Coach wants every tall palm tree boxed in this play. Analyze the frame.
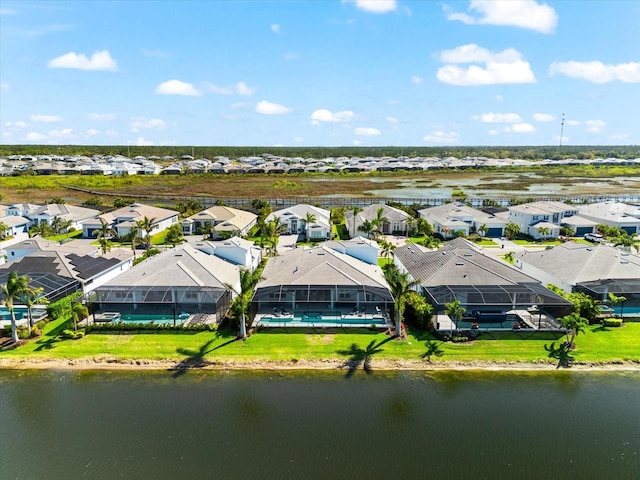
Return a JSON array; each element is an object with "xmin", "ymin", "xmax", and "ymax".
[
  {"xmin": 20, "ymin": 285, "xmax": 47, "ymax": 330},
  {"xmin": 384, "ymin": 264, "xmax": 419, "ymax": 338},
  {"xmin": 1, "ymin": 271, "xmax": 30, "ymax": 343},
  {"xmin": 444, "ymin": 299, "xmax": 466, "ymax": 336},
  {"xmin": 95, "ymin": 218, "xmax": 116, "ymax": 241},
  {"xmin": 505, "ymin": 222, "xmax": 520, "ymax": 240},
  {"xmin": 378, "ymin": 238, "xmax": 396, "ymax": 262},
  {"xmin": 129, "ymin": 224, "xmax": 140, "ymax": 258},
  {"xmin": 304, "ymin": 211, "xmax": 317, "ymax": 242},
  {"xmin": 98, "ymin": 236, "xmax": 112, "ymax": 255},
  {"xmin": 230, "ymin": 268, "xmax": 265, "ymax": 339},
  {"xmin": 136, "ymin": 216, "xmax": 156, "ymax": 250},
  {"xmin": 478, "ymin": 224, "xmax": 489, "ymax": 237},
  {"xmin": 417, "ymin": 217, "xmax": 434, "ymax": 237},
  {"xmin": 351, "ymin": 206, "xmax": 362, "ymax": 239}
]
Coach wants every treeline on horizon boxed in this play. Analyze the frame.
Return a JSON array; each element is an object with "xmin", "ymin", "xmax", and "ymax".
[{"xmin": 1, "ymin": 144, "xmax": 639, "ymax": 160}]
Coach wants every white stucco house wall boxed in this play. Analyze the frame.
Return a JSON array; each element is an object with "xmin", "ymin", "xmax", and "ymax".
[{"xmin": 266, "ymin": 204, "xmax": 331, "ymax": 240}]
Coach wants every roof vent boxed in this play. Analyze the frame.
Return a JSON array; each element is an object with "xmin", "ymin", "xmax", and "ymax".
[{"xmin": 455, "ymin": 262, "xmax": 464, "ymax": 266}]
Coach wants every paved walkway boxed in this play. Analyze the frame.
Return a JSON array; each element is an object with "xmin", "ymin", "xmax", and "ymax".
[{"xmin": 276, "ymin": 234, "xmax": 300, "ymax": 254}]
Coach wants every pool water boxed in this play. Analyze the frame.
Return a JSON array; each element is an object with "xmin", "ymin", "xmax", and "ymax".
[
  {"xmin": 0, "ymin": 306, "xmax": 47, "ymax": 321},
  {"xmin": 117, "ymin": 313, "xmax": 189, "ymax": 325},
  {"xmin": 258, "ymin": 312, "xmax": 387, "ymax": 327}
]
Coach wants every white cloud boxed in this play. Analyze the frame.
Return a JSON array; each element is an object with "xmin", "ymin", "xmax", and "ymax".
[
  {"xmin": 423, "ymin": 130, "xmax": 460, "ymax": 143},
  {"xmin": 585, "ymin": 119, "xmax": 606, "ymax": 133},
  {"xmin": 5, "ymin": 121, "xmax": 28, "ymax": 128},
  {"xmin": 135, "ymin": 137, "xmax": 154, "ymax": 146},
  {"xmin": 270, "ymin": 24, "xmax": 280, "ymax": 33},
  {"xmin": 26, "ymin": 132, "xmax": 47, "ymax": 141},
  {"xmin": 437, "ymin": 60, "xmax": 535, "ymax": 86},
  {"xmin": 294, "ymin": 136, "xmax": 304, "ymax": 143},
  {"xmin": 48, "ymin": 128, "xmax": 73, "ymax": 138},
  {"xmin": 387, "ymin": 116, "xmax": 399, "ymax": 124},
  {"xmin": 488, "ymin": 129, "xmax": 499, "ymax": 136},
  {"xmin": 105, "ymin": 129, "xmax": 118, "ymax": 137},
  {"xmin": 533, "ymin": 113, "xmax": 555, "ymax": 122},
  {"xmin": 86, "ymin": 129, "xmax": 100, "ymax": 136},
  {"xmin": 88, "ymin": 112, "xmax": 116, "ymax": 121},
  {"xmin": 30, "ymin": 114, "xmax": 62, "ymax": 123},
  {"xmin": 505, "ymin": 123, "xmax": 535, "ymax": 133},
  {"xmin": 231, "ymin": 102, "xmax": 251, "ymax": 110},
  {"xmin": 206, "ymin": 81, "xmax": 256, "ymax": 96},
  {"xmin": 349, "ymin": 0, "xmax": 397, "ymax": 14},
  {"xmin": 155, "ymin": 79, "xmax": 201, "ymax": 96},
  {"xmin": 440, "ymin": 44, "xmax": 522, "ymax": 64},
  {"xmin": 310, "ymin": 109, "xmax": 354, "ymax": 124},
  {"xmin": 236, "ymin": 82, "xmax": 256, "ymax": 96},
  {"xmin": 411, "ymin": 75, "xmax": 423, "ymax": 84},
  {"xmin": 549, "ymin": 61, "xmax": 640, "ymax": 83},
  {"xmin": 566, "ymin": 120, "xmax": 580, "ymax": 127},
  {"xmin": 610, "ymin": 133, "xmax": 628, "ymax": 141},
  {"xmin": 130, "ymin": 117, "xmax": 166, "ymax": 132},
  {"xmin": 437, "ymin": 45, "xmax": 535, "ymax": 86},
  {"xmin": 475, "ymin": 112, "xmax": 522, "ymax": 123},
  {"xmin": 47, "ymin": 49, "xmax": 118, "ymax": 71},
  {"xmin": 352, "ymin": 139, "xmax": 362, "ymax": 146},
  {"xmin": 354, "ymin": 127, "xmax": 381, "ymax": 136},
  {"xmin": 446, "ymin": 0, "xmax": 558, "ymax": 34},
  {"xmin": 255, "ymin": 100, "xmax": 292, "ymax": 115}
]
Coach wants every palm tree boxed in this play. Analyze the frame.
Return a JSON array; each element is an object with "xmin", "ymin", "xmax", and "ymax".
[
  {"xmin": 136, "ymin": 216, "xmax": 156, "ymax": 250},
  {"xmin": 20, "ymin": 285, "xmax": 47, "ymax": 330},
  {"xmin": 357, "ymin": 219, "xmax": 376, "ymax": 239},
  {"xmin": 99, "ymin": 236, "xmax": 112, "ymax": 255},
  {"xmin": 95, "ymin": 218, "xmax": 116, "ymax": 241},
  {"xmin": 537, "ymin": 225, "xmax": 551, "ymax": 240},
  {"xmin": 417, "ymin": 217, "xmax": 434, "ymax": 237},
  {"xmin": 378, "ymin": 238, "xmax": 396, "ymax": 262},
  {"xmin": 444, "ymin": 299, "xmax": 466, "ymax": 336},
  {"xmin": 384, "ymin": 264, "xmax": 419, "ymax": 338},
  {"xmin": 505, "ymin": 222, "xmax": 520, "ymax": 240},
  {"xmin": 304, "ymin": 211, "xmax": 317, "ymax": 242},
  {"xmin": 1, "ymin": 271, "xmax": 30, "ymax": 343},
  {"xmin": 607, "ymin": 292, "xmax": 627, "ymax": 318},
  {"xmin": 421, "ymin": 235, "xmax": 441, "ymax": 249},
  {"xmin": 372, "ymin": 207, "xmax": 389, "ymax": 238},
  {"xmin": 0, "ymin": 220, "xmax": 9, "ymax": 240},
  {"xmin": 129, "ymin": 224, "xmax": 140, "ymax": 257},
  {"xmin": 165, "ymin": 223, "xmax": 184, "ymax": 247},
  {"xmin": 478, "ymin": 224, "xmax": 489, "ymax": 237},
  {"xmin": 71, "ymin": 302, "xmax": 89, "ymax": 332},
  {"xmin": 51, "ymin": 216, "xmax": 65, "ymax": 234},
  {"xmin": 351, "ymin": 206, "xmax": 363, "ymax": 239},
  {"xmin": 230, "ymin": 268, "xmax": 265, "ymax": 339},
  {"xmin": 29, "ymin": 222, "xmax": 52, "ymax": 238},
  {"xmin": 560, "ymin": 312, "xmax": 588, "ymax": 349}
]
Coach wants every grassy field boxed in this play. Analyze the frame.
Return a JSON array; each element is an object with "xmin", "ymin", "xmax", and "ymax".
[{"xmin": 2, "ymin": 317, "xmax": 638, "ymax": 367}]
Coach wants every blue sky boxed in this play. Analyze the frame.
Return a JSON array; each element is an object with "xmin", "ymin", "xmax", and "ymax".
[{"xmin": 1, "ymin": 0, "xmax": 639, "ymax": 147}]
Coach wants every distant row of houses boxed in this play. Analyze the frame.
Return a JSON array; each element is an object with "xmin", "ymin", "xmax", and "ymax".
[{"xmin": 3, "ymin": 153, "xmax": 640, "ymax": 177}]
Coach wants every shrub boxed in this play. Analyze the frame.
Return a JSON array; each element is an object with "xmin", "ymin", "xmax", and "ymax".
[
  {"xmin": 60, "ymin": 329, "xmax": 85, "ymax": 340},
  {"xmin": 17, "ymin": 327, "xmax": 30, "ymax": 340},
  {"xmin": 452, "ymin": 335, "xmax": 470, "ymax": 343},
  {"xmin": 603, "ymin": 318, "xmax": 623, "ymax": 327},
  {"xmin": 30, "ymin": 326, "xmax": 42, "ymax": 338},
  {"xmin": 47, "ymin": 292, "xmax": 83, "ymax": 320}
]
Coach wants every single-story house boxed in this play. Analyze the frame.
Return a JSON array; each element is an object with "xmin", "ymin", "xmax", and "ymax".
[
  {"xmin": 393, "ymin": 237, "xmax": 573, "ymax": 331},
  {"xmin": 251, "ymin": 245, "xmax": 393, "ymax": 325},
  {"xmin": 82, "ymin": 203, "xmax": 179, "ymax": 239},
  {"xmin": 576, "ymin": 202, "xmax": 640, "ymax": 235},
  {"xmin": 181, "ymin": 206, "xmax": 258, "ymax": 239},
  {"xmin": 87, "ymin": 244, "xmax": 240, "ymax": 323},
  {"xmin": 419, "ymin": 203, "xmax": 509, "ymax": 239},
  {"xmin": 344, "ymin": 203, "xmax": 411, "ymax": 238},
  {"xmin": 514, "ymin": 242, "xmax": 640, "ymax": 315}
]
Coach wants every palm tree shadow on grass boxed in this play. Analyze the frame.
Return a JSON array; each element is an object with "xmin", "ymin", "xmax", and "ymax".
[
  {"xmin": 545, "ymin": 342, "xmax": 575, "ymax": 369},
  {"xmin": 421, "ymin": 339, "xmax": 444, "ymax": 362},
  {"xmin": 336, "ymin": 337, "xmax": 392, "ymax": 378},
  {"xmin": 32, "ymin": 319, "xmax": 71, "ymax": 351},
  {"xmin": 171, "ymin": 331, "xmax": 238, "ymax": 378}
]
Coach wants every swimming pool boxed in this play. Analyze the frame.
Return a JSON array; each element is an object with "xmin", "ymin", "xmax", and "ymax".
[
  {"xmin": 257, "ymin": 312, "xmax": 388, "ymax": 328},
  {"xmin": 0, "ymin": 306, "xmax": 47, "ymax": 322},
  {"xmin": 115, "ymin": 313, "xmax": 190, "ymax": 325}
]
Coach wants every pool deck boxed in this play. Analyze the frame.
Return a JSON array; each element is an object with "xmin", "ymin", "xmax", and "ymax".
[{"xmin": 435, "ymin": 310, "xmax": 563, "ymax": 333}]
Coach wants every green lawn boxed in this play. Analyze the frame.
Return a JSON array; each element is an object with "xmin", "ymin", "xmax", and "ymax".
[
  {"xmin": 513, "ymin": 239, "xmax": 562, "ymax": 246},
  {"xmin": 44, "ymin": 230, "xmax": 83, "ymax": 242},
  {"xmin": 3, "ymin": 317, "xmax": 639, "ymax": 367}
]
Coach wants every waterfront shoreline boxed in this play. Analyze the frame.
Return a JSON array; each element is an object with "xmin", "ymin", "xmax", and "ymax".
[{"xmin": 1, "ymin": 357, "xmax": 639, "ymax": 372}]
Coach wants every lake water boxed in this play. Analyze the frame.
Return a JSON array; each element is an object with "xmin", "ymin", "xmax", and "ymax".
[{"xmin": 1, "ymin": 369, "xmax": 639, "ymax": 479}]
